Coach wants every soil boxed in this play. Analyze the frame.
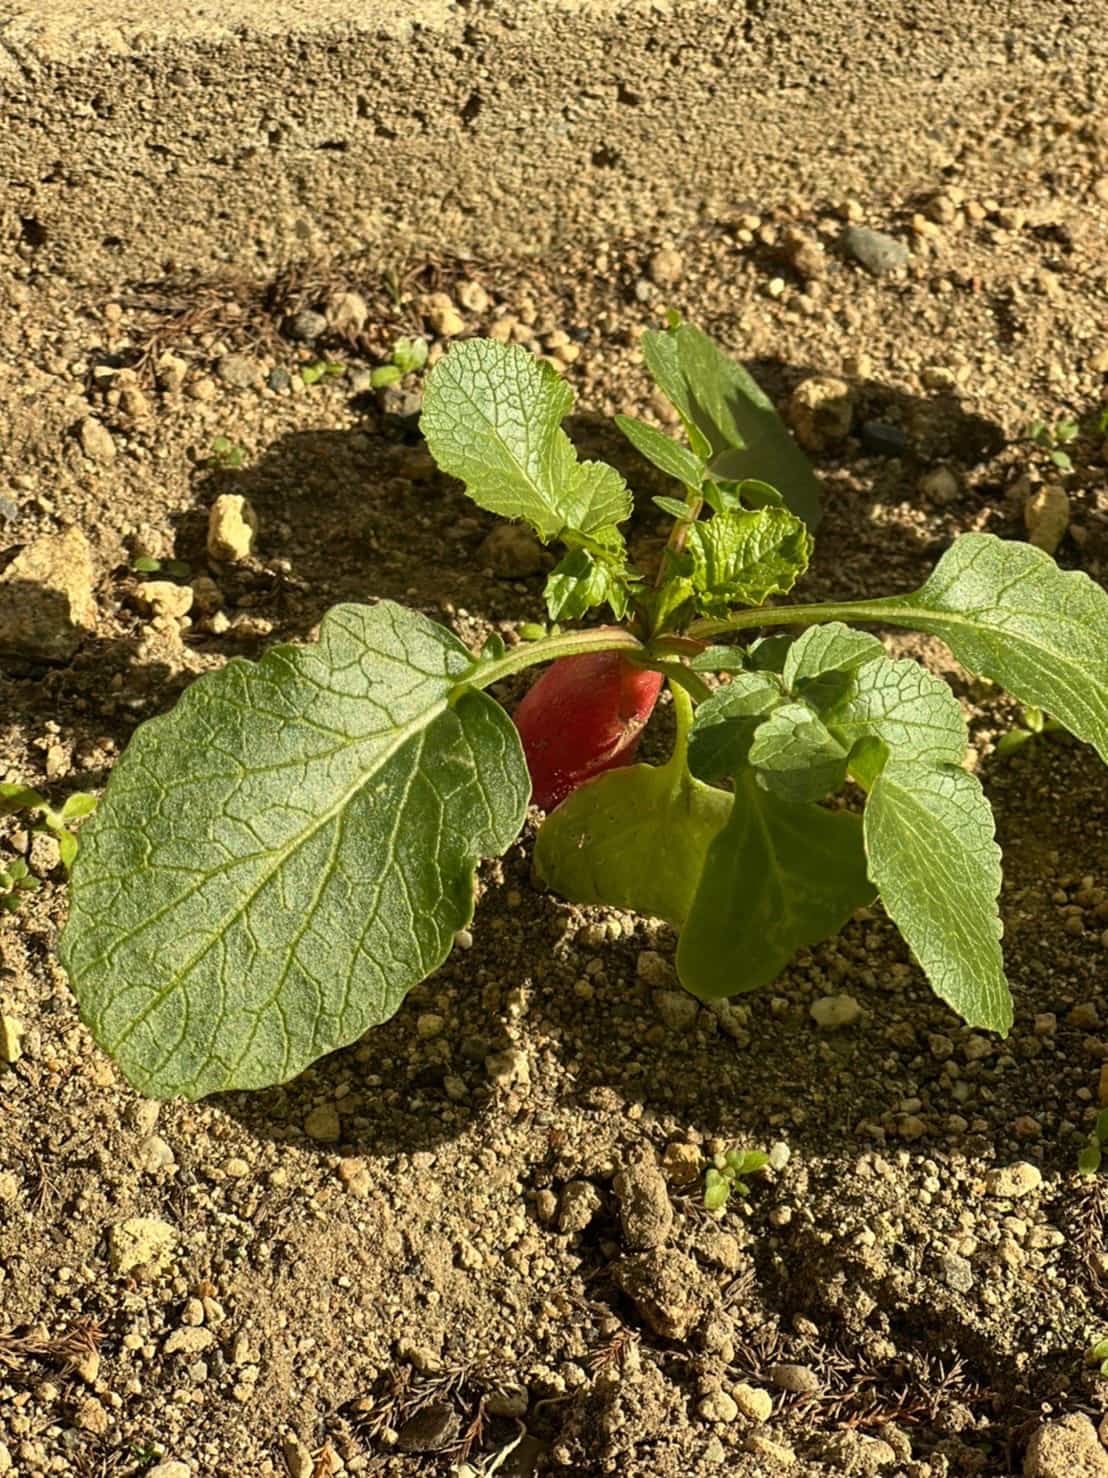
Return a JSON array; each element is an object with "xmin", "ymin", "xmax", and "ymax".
[{"xmin": 2, "ymin": 113, "xmax": 1108, "ymax": 1478}]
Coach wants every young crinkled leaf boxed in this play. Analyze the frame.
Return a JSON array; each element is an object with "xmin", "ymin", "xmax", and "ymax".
[
  {"xmin": 420, "ymin": 339, "xmax": 632, "ymax": 541},
  {"xmin": 686, "ymin": 507, "xmax": 812, "ymax": 615},
  {"xmin": 747, "ymin": 704, "xmax": 850, "ymax": 803},
  {"xmin": 863, "ymin": 758, "xmax": 1010, "ymax": 1033},
  {"xmin": 677, "ymin": 771, "xmax": 876, "ymax": 1001},
  {"xmin": 641, "ymin": 319, "xmax": 822, "ymax": 528},
  {"xmin": 534, "ymin": 689, "xmax": 730, "ymax": 926},
  {"xmin": 58, "ymin": 601, "xmax": 530, "ymax": 1100},
  {"xmin": 686, "ymin": 672, "xmax": 784, "ymax": 783}
]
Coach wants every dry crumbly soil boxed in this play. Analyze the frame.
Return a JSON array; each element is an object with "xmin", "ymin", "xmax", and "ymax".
[{"xmin": 2, "ymin": 108, "xmax": 1108, "ymax": 1478}]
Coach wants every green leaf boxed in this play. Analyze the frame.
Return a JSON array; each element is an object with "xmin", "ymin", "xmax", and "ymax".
[
  {"xmin": 132, "ymin": 555, "xmax": 162, "ymax": 574},
  {"xmin": 863, "ymin": 760, "xmax": 1009, "ymax": 1033},
  {"xmin": 995, "ymin": 728, "xmax": 1033, "ymax": 757},
  {"xmin": 686, "ymin": 507, "xmax": 811, "ymax": 615},
  {"xmin": 371, "ymin": 364, "xmax": 403, "ymax": 388},
  {"xmin": 0, "ymin": 782, "xmax": 47, "ymax": 817},
  {"xmin": 704, "ymin": 1172, "xmax": 730, "ymax": 1211},
  {"xmin": 420, "ymin": 339, "xmax": 632, "ymax": 541},
  {"xmin": 59, "ymin": 601, "xmax": 530, "ymax": 1099},
  {"xmin": 746, "ymin": 634, "xmax": 795, "ymax": 674},
  {"xmin": 1078, "ymin": 1141, "xmax": 1103, "ymax": 1177},
  {"xmin": 544, "ymin": 548, "xmax": 631, "ymax": 623},
  {"xmin": 677, "ymin": 771, "xmax": 876, "ymax": 1000},
  {"xmin": 393, "ymin": 336, "xmax": 428, "ymax": 373},
  {"xmin": 614, "ymin": 414, "xmax": 705, "ymax": 489},
  {"xmin": 748, "ymin": 704, "xmax": 850, "ymax": 803},
  {"xmin": 687, "ymin": 673, "xmax": 783, "ymax": 783},
  {"xmin": 653, "ymin": 495, "xmax": 696, "ymax": 521},
  {"xmin": 1096, "ymin": 1107, "xmax": 1108, "ymax": 1143},
  {"xmin": 643, "ymin": 321, "xmax": 822, "ymax": 527},
  {"xmin": 822, "ymin": 657, "xmax": 968, "ymax": 768},
  {"xmin": 59, "ymin": 793, "xmax": 98, "ymax": 823},
  {"xmin": 534, "ymin": 689, "xmax": 730, "ymax": 928},
  {"xmin": 56, "ymin": 829, "xmax": 78, "ymax": 875},
  {"xmin": 879, "ymin": 534, "xmax": 1108, "ymax": 763},
  {"xmin": 783, "ymin": 622, "xmax": 885, "ymax": 691},
  {"xmin": 690, "ymin": 644, "xmax": 749, "ymax": 673}
]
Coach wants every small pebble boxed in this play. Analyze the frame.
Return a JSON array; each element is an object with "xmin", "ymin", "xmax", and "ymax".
[
  {"xmin": 216, "ymin": 354, "xmax": 263, "ymax": 390},
  {"xmin": 648, "ymin": 247, "xmax": 684, "ymax": 287},
  {"xmin": 698, "ymin": 1390, "xmax": 738, "ymax": 1423},
  {"xmin": 985, "ymin": 1162, "xmax": 1042, "ymax": 1199},
  {"xmin": 842, "ymin": 226, "xmax": 910, "ymax": 276},
  {"xmin": 731, "ymin": 1383, "xmax": 773, "ymax": 1423},
  {"xmin": 78, "ymin": 416, "xmax": 116, "ymax": 464},
  {"xmin": 809, "ymin": 993, "xmax": 862, "ymax": 1029},
  {"xmin": 286, "ymin": 309, "xmax": 327, "ymax": 342}
]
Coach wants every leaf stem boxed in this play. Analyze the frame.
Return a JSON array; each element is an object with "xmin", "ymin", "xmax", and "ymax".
[
  {"xmin": 654, "ymin": 485, "xmax": 703, "ymax": 588},
  {"xmin": 688, "ymin": 596, "xmax": 913, "ymax": 641},
  {"xmin": 463, "ymin": 626, "xmax": 644, "ymax": 691}
]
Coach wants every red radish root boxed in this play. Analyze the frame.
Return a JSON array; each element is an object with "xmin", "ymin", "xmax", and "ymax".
[{"xmin": 513, "ymin": 651, "xmax": 664, "ymax": 811}]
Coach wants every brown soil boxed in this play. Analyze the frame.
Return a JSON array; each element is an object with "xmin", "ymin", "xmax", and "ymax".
[{"xmin": 1, "ymin": 112, "xmax": 1107, "ymax": 1478}]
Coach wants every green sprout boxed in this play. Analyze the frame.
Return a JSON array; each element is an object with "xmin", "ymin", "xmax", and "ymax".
[
  {"xmin": 995, "ymin": 706, "xmax": 1066, "ymax": 758},
  {"xmin": 1087, "ymin": 1337, "xmax": 1108, "ymax": 1377},
  {"xmin": 1026, "ymin": 418, "xmax": 1079, "ymax": 474},
  {"xmin": 0, "ymin": 783, "xmax": 98, "ymax": 879},
  {"xmin": 703, "ymin": 1147, "xmax": 770, "ymax": 1213},
  {"xmin": 206, "ymin": 434, "xmax": 247, "ymax": 470},
  {"xmin": 0, "ymin": 857, "xmax": 37, "ymax": 914},
  {"xmin": 301, "ymin": 360, "xmax": 346, "ymax": 387},
  {"xmin": 1077, "ymin": 1108, "xmax": 1108, "ymax": 1178},
  {"xmin": 371, "ymin": 335, "xmax": 429, "ymax": 388}
]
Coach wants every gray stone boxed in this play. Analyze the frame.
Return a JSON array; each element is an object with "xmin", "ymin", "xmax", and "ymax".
[
  {"xmin": 286, "ymin": 308, "xmax": 327, "ymax": 342},
  {"xmin": 395, "ymin": 1401, "xmax": 458, "ymax": 1453},
  {"xmin": 768, "ymin": 1362, "xmax": 821, "ymax": 1395},
  {"xmin": 654, "ymin": 990, "xmax": 699, "ymax": 1032},
  {"xmin": 939, "ymin": 1252, "xmax": 974, "ymax": 1293},
  {"xmin": 267, "ymin": 367, "xmax": 291, "ymax": 392},
  {"xmin": 842, "ymin": 226, "xmax": 910, "ymax": 276},
  {"xmin": 0, "ymin": 495, "xmax": 18, "ymax": 525},
  {"xmin": 216, "ymin": 353, "xmax": 264, "ymax": 389}
]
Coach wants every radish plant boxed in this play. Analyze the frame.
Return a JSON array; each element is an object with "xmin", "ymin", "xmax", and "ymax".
[{"xmin": 59, "ymin": 319, "xmax": 1108, "ymax": 1099}]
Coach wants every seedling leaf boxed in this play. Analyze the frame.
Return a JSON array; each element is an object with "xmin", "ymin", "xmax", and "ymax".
[
  {"xmin": 421, "ymin": 339, "xmax": 632, "ymax": 541},
  {"xmin": 687, "ymin": 673, "xmax": 783, "ymax": 782},
  {"xmin": 863, "ymin": 760, "xmax": 1010, "ymax": 1033},
  {"xmin": 59, "ymin": 601, "xmax": 530, "ymax": 1099}
]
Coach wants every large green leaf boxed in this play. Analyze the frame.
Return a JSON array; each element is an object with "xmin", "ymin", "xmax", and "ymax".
[
  {"xmin": 877, "ymin": 534, "xmax": 1108, "ymax": 762},
  {"xmin": 686, "ymin": 507, "xmax": 812, "ymax": 615},
  {"xmin": 864, "ymin": 759, "xmax": 1010, "ymax": 1033},
  {"xmin": 677, "ymin": 771, "xmax": 875, "ymax": 1000},
  {"xmin": 420, "ymin": 339, "xmax": 632, "ymax": 540},
  {"xmin": 59, "ymin": 602, "xmax": 530, "ymax": 1100},
  {"xmin": 534, "ymin": 691, "xmax": 729, "ymax": 927},
  {"xmin": 642, "ymin": 320, "xmax": 823, "ymax": 528}
]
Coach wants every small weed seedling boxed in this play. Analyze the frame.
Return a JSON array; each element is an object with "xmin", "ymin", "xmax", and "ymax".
[
  {"xmin": 205, "ymin": 434, "xmax": 247, "ymax": 470},
  {"xmin": 131, "ymin": 556, "xmax": 192, "ymax": 580},
  {"xmin": 369, "ymin": 335, "xmax": 429, "ymax": 389},
  {"xmin": 0, "ymin": 783, "xmax": 97, "ymax": 913},
  {"xmin": 1077, "ymin": 1108, "xmax": 1108, "ymax": 1177},
  {"xmin": 55, "ymin": 317, "xmax": 1108, "ymax": 1099},
  {"xmin": 1088, "ymin": 1337, "xmax": 1108, "ymax": 1377},
  {"xmin": 704, "ymin": 1148, "xmax": 771, "ymax": 1214},
  {"xmin": 300, "ymin": 359, "xmax": 346, "ymax": 387},
  {"xmin": 995, "ymin": 705, "xmax": 1066, "ymax": 759},
  {"xmin": 1026, "ymin": 417, "xmax": 1079, "ymax": 474}
]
